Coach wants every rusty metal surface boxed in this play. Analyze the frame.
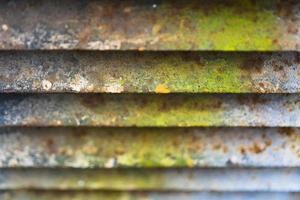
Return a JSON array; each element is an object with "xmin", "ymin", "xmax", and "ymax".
[
  {"xmin": 0, "ymin": 0, "xmax": 299, "ymax": 50},
  {"xmin": 1, "ymin": 127, "xmax": 300, "ymax": 167},
  {"xmin": 0, "ymin": 191, "xmax": 299, "ymax": 200},
  {"xmin": 1, "ymin": 168, "xmax": 300, "ymax": 191},
  {"xmin": 0, "ymin": 94, "xmax": 299, "ymax": 127},
  {"xmin": 1, "ymin": 51, "xmax": 300, "ymax": 93},
  {"xmin": 2, "ymin": 1, "xmax": 300, "ymax": 200}
]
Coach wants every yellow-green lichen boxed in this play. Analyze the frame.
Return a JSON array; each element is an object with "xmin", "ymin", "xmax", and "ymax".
[
  {"xmin": 149, "ymin": 54, "xmax": 251, "ymax": 93},
  {"xmin": 149, "ymin": 0, "xmax": 282, "ymax": 50},
  {"xmin": 115, "ymin": 53, "xmax": 252, "ymax": 93}
]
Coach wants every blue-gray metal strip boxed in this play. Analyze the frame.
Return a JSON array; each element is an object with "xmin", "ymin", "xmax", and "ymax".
[
  {"xmin": 0, "ymin": 127, "xmax": 299, "ymax": 167},
  {"xmin": 1, "ymin": 168, "xmax": 300, "ymax": 191},
  {"xmin": 0, "ymin": 94, "xmax": 299, "ymax": 127}
]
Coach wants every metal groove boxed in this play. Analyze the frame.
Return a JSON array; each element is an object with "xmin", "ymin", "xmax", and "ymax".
[
  {"xmin": 0, "ymin": 191, "xmax": 299, "ymax": 200},
  {"xmin": 0, "ymin": 94, "xmax": 299, "ymax": 127},
  {"xmin": 0, "ymin": 51, "xmax": 300, "ymax": 93},
  {"xmin": 1, "ymin": 127, "xmax": 299, "ymax": 167},
  {"xmin": 0, "ymin": 0, "xmax": 299, "ymax": 50}
]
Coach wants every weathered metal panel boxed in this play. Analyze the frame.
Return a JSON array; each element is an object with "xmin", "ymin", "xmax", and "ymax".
[
  {"xmin": 1, "ymin": 51, "xmax": 300, "ymax": 93},
  {"xmin": 0, "ymin": 191, "xmax": 299, "ymax": 200},
  {"xmin": 0, "ymin": 0, "xmax": 299, "ymax": 50},
  {"xmin": 0, "ymin": 94, "xmax": 299, "ymax": 127},
  {"xmin": 1, "ymin": 0, "xmax": 299, "ymax": 198},
  {"xmin": 1, "ymin": 127, "xmax": 299, "ymax": 167},
  {"xmin": 1, "ymin": 168, "xmax": 300, "ymax": 191}
]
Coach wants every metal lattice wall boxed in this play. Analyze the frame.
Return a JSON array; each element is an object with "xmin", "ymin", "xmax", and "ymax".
[{"xmin": 0, "ymin": 0, "xmax": 300, "ymax": 200}]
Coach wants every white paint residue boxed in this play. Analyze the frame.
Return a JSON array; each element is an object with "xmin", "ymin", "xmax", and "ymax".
[
  {"xmin": 69, "ymin": 74, "xmax": 89, "ymax": 92},
  {"xmin": 41, "ymin": 80, "xmax": 52, "ymax": 90}
]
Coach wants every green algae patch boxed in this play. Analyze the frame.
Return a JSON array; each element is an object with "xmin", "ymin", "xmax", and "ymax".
[
  {"xmin": 115, "ymin": 130, "xmax": 205, "ymax": 167},
  {"xmin": 151, "ymin": 54, "xmax": 252, "ymax": 93},
  {"xmin": 52, "ymin": 128, "xmax": 207, "ymax": 168},
  {"xmin": 80, "ymin": 94, "xmax": 227, "ymax": 127},
  {"xmin": 123, "ymin": 95, "xmax": 226, "ymax": 127},
  {"xmin": 117, "ymin": 53, "xmax": 252, "ymax": 93},
  {"xmin": 151, "ymin": 0, "xmax": 282, "ymax": 50},
  {"xmin": 57, "ymin": 169, "xmax": 165, "ymax": 190}
]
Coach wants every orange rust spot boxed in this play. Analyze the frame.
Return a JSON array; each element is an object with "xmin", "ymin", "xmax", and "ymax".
[
  {"xmin": 249, "ymin": 142, "xmax": 267, "ymax": 154},
  {"xmin": 114, "ymin": 147, "xmax": 126, "ymax": 155},
  {"xmin": 222, "ymin": 146, "xmax": 228, "ymax": 153},
  {"xmin": 78, "ymin": 27, "xmax": 92, "ymax": 44},
  {"xmin": 265, "ymin": 139, "xmax": 272, "ymax": 146},
  {"xmin": 155, "ymin": 84, "xmax": 170, "ymax": 93},
  {"xmin": 213, "ymin": 143, "xmax": 222, "ymax": 150},
  {"xmin": 287, "ymin": 23, "xmax": 298, "ymax": 34},
  {"xmin": 239, "ymin": 146, "xmax": 247, "ymax": 154},
  {"xmin": 44, "ymin": 138, "xmax": 57, "ymax": 153},
  {"xmin": 239, "ymin": 139, "xmax": 271, "ymax": 155},
  {"xmin": 187, "ymin": 140, "xmax": 203, "ymax": 153},
  {"xmin": 59, "ymin": 147, "xmax": 73, "ymax": 156},
  {"xmin": 82, "ymin": 145, "xmax": 98, "ymax": 154},
  {"xmin": 213, "ymin": 143, "xmax": 228, "ymax": 153},
  {"xmin": 273, "ymin": 63, "xmax": 284, "ymax": 72},
  {"xmin": 123, "ymin": 7, "xmax": 132, "ymax": 13}
]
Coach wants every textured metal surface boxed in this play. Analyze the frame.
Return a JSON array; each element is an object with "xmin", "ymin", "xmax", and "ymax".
[
  {"xmin": 0, "ymin": 0, "xmax": 299, "ymax": 50},
  {"xmin": 1, "ymin": 0, "xmax": 300, "ymax": 198},
  {"xmin": 0, "ymin": 191, "xmax": 299, "ymax": 200},
  {"xmin": 1, "ymin": 168, "xmax": 300, "ymax": 191},
  {"xmin": 1, "ymin": 127, "xmax": 299, "ymax": 167},
  {"xmin": 1, "ymin": 51, "xmax": 300, "ymax": 93},
  {"xmin": 0, "ymin": 94, "xmax": 299, "ymax": 127}
]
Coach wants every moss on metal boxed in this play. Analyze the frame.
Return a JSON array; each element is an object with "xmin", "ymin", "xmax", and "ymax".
[
  {"xmin": 155, "ymin": 0, "xmax": 282, "ymax": 50},
  {"xmin": 0, "ymin": 0, "xmax": 297, "ymax": 50},
  {"xmin": 1, "ymin": 51, "xmax": 300, "ymax": 93}
]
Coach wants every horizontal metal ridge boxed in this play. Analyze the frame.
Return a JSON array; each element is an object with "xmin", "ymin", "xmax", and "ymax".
[
  {"xmin": 0, "ymin": 51, "xmax": 300, "ymax": 93},
  {"xmin": 0, "ymin": 0, "xmax": 299, "ymax": 50},
  {"xmin": 0, "ymin": 191, "xmax": 299, "ymax": 200},
  {"xmin": 1, "ymin": 168, "xmax": 300, "ymax": 191},
  {"xmin": 1, "ymin": 127, "xmax": 299, "ymax": 167},
  {"xmin": 0, "ymin": 94, "xmax": 299, "ymax": 127}
]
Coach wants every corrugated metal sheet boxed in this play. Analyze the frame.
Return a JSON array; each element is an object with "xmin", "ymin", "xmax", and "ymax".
[{"xmin": 1, "ymin": 0, "xmax": 300, "ymax": 200}]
